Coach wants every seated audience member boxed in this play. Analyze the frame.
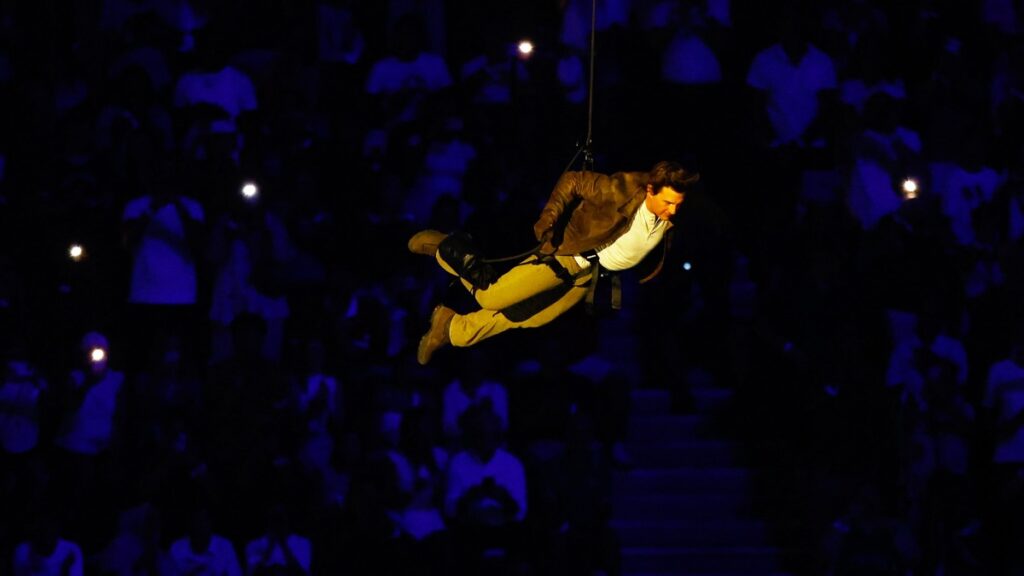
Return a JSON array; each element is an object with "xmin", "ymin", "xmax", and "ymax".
[
  {"xmin": 122, "ymin": 168, "xmax": 205, "ymax": 370},
  {"xmin": 390, "ymin": 407, "xmax": 448, "ymax": 542},
  {"xmin": 168, "ymin": 506, "xmax": 243, "ymax": 576},
  {"xmin": 982, "ymin": 330, "xmax": 1024, "ymax": 570},
  {"xmin": 95, "ymin": 502, "xmax": 174, "ymax": 576},
  {"xmin": 442, "ymin": 349, "xmax": 508, "ymax": 444},
  {"xmin": 207, "ymin": 187, "xmax": 293, "ymax": 363},
  {"xmin": 244, "ymin": 504, "xmax": 312, "ymax": 576},
  {"xmin": 445, "ymin": 404, "xmax": 526, "ymax": 525},
  {"xmin": 13, "ymin": 512, "xmax": 84, "ymax": 576},
  {"xmin": 54, "ymin": 331, "xmax": 125, "ymax": 457},
  {"xmin": 293, "ymin": 337, "xmax": 342, "ymax": 477},
  {"xmin": 0, "ymin": 351, "xmax": 47, "ymax": 456}
]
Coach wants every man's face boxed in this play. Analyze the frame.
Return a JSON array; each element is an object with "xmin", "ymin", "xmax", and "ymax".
[{"xmin": 645, "ymin": 185, "xmax": 685, "ymax": 221}]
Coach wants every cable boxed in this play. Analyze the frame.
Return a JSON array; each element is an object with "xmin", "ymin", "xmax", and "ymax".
[
  {"xmin": 583, "ymin": 0, "xmax": 596, "ymax": 171},
  {"xmin": 482, "ymin": 0, "xmax": 599, "ymax": 264}
]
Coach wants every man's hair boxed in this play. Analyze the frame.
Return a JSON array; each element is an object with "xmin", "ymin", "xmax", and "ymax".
[{"xmin": 648, "ymin": 161, "xmax": 700, "ymax": 193}]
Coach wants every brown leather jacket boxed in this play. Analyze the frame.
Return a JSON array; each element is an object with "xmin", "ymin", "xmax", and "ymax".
[{"xmin": 532, "ymin": 170, "xmax": 672, "ymax": 283}]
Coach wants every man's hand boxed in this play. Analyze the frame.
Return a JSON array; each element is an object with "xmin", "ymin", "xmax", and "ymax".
[{"xmin": 534, "ymin": 222, "xmax": 553, "ymax": 243}]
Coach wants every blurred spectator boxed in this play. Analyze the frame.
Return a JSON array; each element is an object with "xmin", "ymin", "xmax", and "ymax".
[
  {"xmin": 12, "ymin": 512, "xmax": 84, "ymax": 576},
  {"xmin": 405, "ymin": 115, "xmax": 477, "ymax": 226},
  {"xmin": 0, "ymin": 351, "xmax": 47, "ymax": 456},
  {"xmin": 244, "ymin": 504, "xmax": 312, "ymax": 576},
  {"xmin": 122, "ymin": 165, "xmax": 205, "ymax": 371},
  {"xmin": 54, "ymin": 331, "xmax": 125, "ymax": 457},
  {"xmin": 845, "ymin": 93, "xmax": 923, "ymax": 230},
  {"xmin": 981, "ymin": 330, "xmax": 1024, "ymax": 572},
  {"xmin": 207, "ymin": 188, "xmax": 292, "ymax": 363},
  {"xmin": 445, "ymin": 403, "xmax": 527, "ymax": 572},
  {"xmin": 886, "ymin": 312, "xmax": 967, "ymax": 413},
  {"xmin": 363, "ymin": 11, "xmax": 452, "ymax": 191},
  {"xmin": 915, "ymin": 355, "xmax": 979, "ymax": 574},
  {"xmin": 745, "ymin": 8, "xmax": 838, "ymax": 149},
  {"xmin": 173, "ymin": 29, "xmax": 257, "ymax": 131},
  {"xmin": 383, "ymin": 407, "xmax": 451, "ymax": 574},
  {"xmin": 442, "ymin": 349, "xmax": 508, "ymax": 445},
  {"xmin": 316, "ymin": 1, "xmax": 365, "ymax": 66},
  {"xmin": 292, "ymin": 337, "xmax": 342, "ymax": 477},
  {"xmin": 445, "ymin": 403, "xmax": 526, "ymax": 524},
  {"xmin": 660, "ymin": 4, "xmax": 722, "ymax": 86},
  {"xmin": 94, "ymin": 502, "xmax": 173, "ymax": 576},
  {"xmin": 929, "ymin": 141, "xmax": 1006, "ymax": 248},
  {"xmin": 820, "ymin": 482, "xmax": 918, "ymax": 575},
  {"xmin": 167, "ymin": 507, "xmax": 242, "ymax": 576}
]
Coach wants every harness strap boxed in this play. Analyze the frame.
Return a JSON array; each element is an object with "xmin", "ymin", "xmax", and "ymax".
[{"xmin": 584, "ymin": 263, "xmax": 622, "ymax": 314}]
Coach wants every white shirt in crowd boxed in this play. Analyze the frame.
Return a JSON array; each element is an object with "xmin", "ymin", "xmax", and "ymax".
[
  {"xmin": 445, "ymin": 447, "xmax": 527, "ymax": 522},
  {"xmin": 13, "ymin": 539, "xmax": 84, "ymax": 576},
  {"xmin": 746, "ymin": 43, "xmax": 837, "ymax": 147},
  {"xmin": 168, "ymin": 535, "xmax": 243, "ymax": 576},
  {"xmin": 123, "ymin": 196, "xmax": 205, "ymax": 305},
  {"xmin": 244, "ymin": 534, "xmax": 312, "ymax": 575},
  {"xmin": 173, "ymin": 65, "xmax": 258, "ymax": 121},
  {"xmin": 442, "ymin": 379, "xmax": 509, "ymax": 439}
]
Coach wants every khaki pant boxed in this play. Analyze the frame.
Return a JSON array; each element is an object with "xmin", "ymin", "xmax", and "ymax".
[{"xmin": 436, "ymin": 252, "xmax": 594, "ymax": 347}]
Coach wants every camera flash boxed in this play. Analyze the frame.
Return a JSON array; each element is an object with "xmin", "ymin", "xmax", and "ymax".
[
  {"xmin": 517, "ymin": 40, "xmax": 534, "ymax": 58},
  {"xmin": 90, "ymin": 348, "xmax": 106, "ymax": 363},
  {"xmin": 69, "ymin": 244, "xmax": 84, "ymax": 261},
  {"xmin": 902, "ymin": 178, "xmax": 918, "ymax": 199},
  {"xmin": 241, "ymin": 182, "xmax": 259, "ymax": 200}
]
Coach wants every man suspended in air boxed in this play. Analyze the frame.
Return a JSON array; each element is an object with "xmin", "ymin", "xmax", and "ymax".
[{"xmin": 408, "ymin": 161, "xmax": 699, "ymax": 364}]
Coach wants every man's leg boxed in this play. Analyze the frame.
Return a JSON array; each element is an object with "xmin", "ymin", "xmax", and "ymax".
[
  {"xmin": 438, "ymin": 253, "xmax": 576, "ymax": 311},
  {"xmin": 449, "ymin": 277, "xmax": 591, "ymax": 347},
  {"xmin": 412, "ymin": 229, "xmax": 568, "ymax": 309}
]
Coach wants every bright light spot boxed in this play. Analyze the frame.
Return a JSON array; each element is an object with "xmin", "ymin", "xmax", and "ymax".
[
  {"xmin": 902, "ymin": 178, "xmax": 918, "ymax": 199},
  {"xmin": 90, "ymin": 348, "xmax": 106, "ymax": 363},
  {"xmin": 682, "ymin": 261, "xmax": 692, "ymax": 271},
  {"xmin": 517, "ymin": 40, "xmax": 534, "ymax": 57},
  {"xmin": 69, "ymin": 244, "xmax": 84, "ymax": 261},
  {"xmin": 241, "ymin": 182, "xmax": 259, "ymax": 199}
]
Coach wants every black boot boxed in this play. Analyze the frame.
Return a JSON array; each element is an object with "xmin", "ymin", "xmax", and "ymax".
[{"xmin": 437, "ymin": 232, "xmax": 499, "ymax": 290}]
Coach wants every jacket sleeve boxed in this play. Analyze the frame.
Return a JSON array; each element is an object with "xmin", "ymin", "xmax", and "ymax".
[{"xmin": 533, "ymin": 171, "xmax": 582, "ymax": 241}]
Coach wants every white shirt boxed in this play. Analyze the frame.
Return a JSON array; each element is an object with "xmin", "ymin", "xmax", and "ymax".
[
  {"xmin": 576, "ymin": 201, "xmax": 668, "ymax": 271},
  {"xmin": 169, "ymin": 535, "xmax": 242, "ymax": 576},
  {"xmin": 124, "ymin": 196, "xmax": 204, "ymax": 305},
  {"xmin": 13, "ymin": 539, "xmax": 83, "ymax": 576},
  {"xmin": 244, "ymin": 534, "xmax": 312, "ymax": 575},
  {"xmin": 445, "ymin": 447, "xmax": 527, "ymax": 521}
]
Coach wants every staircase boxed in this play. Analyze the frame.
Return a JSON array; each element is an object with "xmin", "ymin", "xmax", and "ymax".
[{"xmin": 612, "ymin": 383, "xmax": 802, "ymax": 576}]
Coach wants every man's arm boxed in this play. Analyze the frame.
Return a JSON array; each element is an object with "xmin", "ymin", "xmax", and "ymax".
[{"xmin": 533, "ymin": 171, "xmax": 584, "ymax": 243}]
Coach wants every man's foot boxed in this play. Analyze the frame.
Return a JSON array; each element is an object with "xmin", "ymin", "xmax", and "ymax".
[
  {"xmin": 417, "ymin": 305, "xmax": 455, "ymax": 365},
  {"xmin": 408, "ymin": 230, "xmax": 448, "ymax": 257}
]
